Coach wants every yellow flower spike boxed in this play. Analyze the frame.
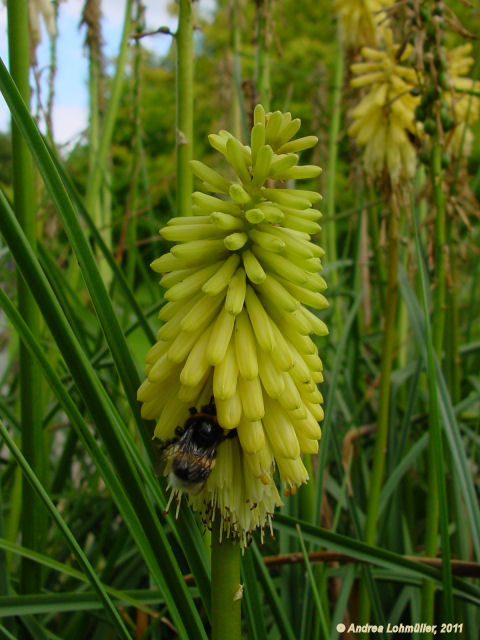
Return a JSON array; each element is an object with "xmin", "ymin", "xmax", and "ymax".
[
  {"xmin": 256, "ymin": 274, "xmax": 299, "ymax": 313},
  {"xmin": 443, "ymin": 44, "xmax": 480, "ymax": 158},
  {"xmin": 279, "ymin": 372, "xmax": 305, "ymax": 414},
  {"xmin": 202, "ymin": 254, "xmax": 241, "ymax": 296},
  {"xmin": 216, "ymin": 393, "xmax": 242, "ymax": 430},
  {"xmin": 241, "ymin": 249, "xmax": 267, "ymax": 285},
  {"xmin": 160, "ymin": 266, "xmax": 197, "ymax": 289},
  {"xmin": 237, "ymin": 376, "xmax": 265, "ymax": 421},
  {"xmin": 225, "ymin": 267, "xmax": 247, "ymax": 315},
  {"xmin": 234, "ymin": 309, "xmax": 259, "ymax": 380},
  {"xmin": 269, "ymin": 321, "xmax": 296, "ymax": 372},
  {"xmin": 168, "ymin": 325, "xmax": 207, "ymax": 364},
  {"xmin": 145, "ymin": 339, "xmax": 169, "ymax": 365},
  {"xmin": 171, "ymin": 238, "xmax": 229, "ymax": 265},
  {"xmin": 192, "ymin": 191, "xmax": 241, "ymax": 215},
  {"xmin": 245, "ymin": 208, "xmax": 265, "ymax": 224},
  {"xmin": 244, "ymin": 286, "xmax": 276, "ymax": 352},
  {"xmin": 277, "ymin": 457, "xmax": 309, "ymax": 492},
  {"xmin": 252, "ymin": 144, "xmax": 274, "ymax": 186},
  {"xmin": 250, "ymin": 122, "xmax": 266, "ymax": 165},
  {"xmin": 213, "ymin": 339, "xmax": 238, "ymax": 400},
  {"xmin": 237, "ymin": 417, "xmax": 265, "ymax": 454},
  {"xmin": 139, "ymin": 108, "xmax": 326, "ymax": 547},
  {"xmin": 153, "ymin": 389, "xmax": 189, "ymax": 440},
  {"xmin": 254, "ymin": 103, "xmax": 265, "ymax": 125},
  {"xmin": 180, "ymin": 292, "xmax": 225, "ymax": 332},
  {"xmin": 258, "ymin": 351, "xmax": 286, "ymax": 399},
  {"xmin": 164, "ymin": 262, "xmax": 220, "ymax": 301},
  {"xmin": 335, "ymin": 0, "xmax": 390, "ymax": 49},
  {"xmin": 210, "ymin": 211, "xmax": 245, "ymax": 232},
  {"xmin": 147, "ymin": 352, "xmax": 181, "ymax": 384},
  {"xmin": 262, "ymin": 396, "xmax": 301, "ymax": 460},
  {"xmin": 206, "ymin": 307, "xmax": 236, "ymax": 365},
  {"xmin": 349, "ymin": 30, "xmax": 419, "ymax": 184},
  {"xmin": 189, "ymin": 159, "xmax": 231, "ymax": 193},
  {"xmin": 179, "ymin": 327, "xmax": 213, "ymax": 387}
]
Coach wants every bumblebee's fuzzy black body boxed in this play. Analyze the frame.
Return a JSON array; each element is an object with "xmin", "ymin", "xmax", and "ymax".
[{"xmin": 161, "ymin": 400, "xmax": 232, "ymax": 494}]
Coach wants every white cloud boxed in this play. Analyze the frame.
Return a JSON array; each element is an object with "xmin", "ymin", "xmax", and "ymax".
[
  {"xmin": 62, "ymin": 0, "xmax": 175, "ymax": 30},
  {"xmin": 0, "ymin": 4, "xmax": 6, "ymax": 31},
  {"xmin": 51, "ymin": 103, "xmax": 88, "ymax": 146},
  {"xmin": 0, "ymin": 0, "xmax": 217, "ymax": 138}
]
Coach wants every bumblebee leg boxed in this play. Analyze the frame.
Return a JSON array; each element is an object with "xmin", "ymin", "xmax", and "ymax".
[
  {"xmin": 175, "ymin": 426, "xmax": 184, "ymax": 436},
  {"xmin": 188, "ymin": 406, "xmax": 197, "ymax": 415}
]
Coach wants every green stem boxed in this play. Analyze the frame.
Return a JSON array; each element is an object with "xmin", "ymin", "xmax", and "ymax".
[
  {"xmin": 421, "ymin": 139, "xmax": 446, "ymax": 631},
  {"xmin": 45, "ymin": 0, "xmax": 59, "ymax": 144},
  {"xmin": 431, "ymin": 143, "xmax": 446, "ymax": 357},
  {"xmin": 231, "ymin": 0, "xmax": 247, "ymax": 140},
  {"xmin": 7, "ymin": 0, "xmax": 45, "ymax": 595},
  {"xmin": 359, "ymin": 193, "xmax": 399, "ymax": 625},
  {"xmin": 413, "ymin": 200, "xmax": 454, "ymax": 628},
  {"xmin": 86, "ymin": 0, "xmax": 132, "ymax": 223},
  {"xmin": 86, "ymin": 42, "xmax": 100, "ymax": 228},
  {"xmin": 211, "ymin": 518, "xmax": 241, "ymax": 640},
  {"xmin": 255, "ymin": 0, "xmax": 271, "ymax": 111},
  {"xmin": 367, "ymin": 190, "xmax": 387, "ymax": 311},
  {"xmin": 325, "ymin": 30, "xmax": 344, "ymax": 337},
  {"xmin": 176, "ymin": 0, "xmax": 194, "ymax": 217}
]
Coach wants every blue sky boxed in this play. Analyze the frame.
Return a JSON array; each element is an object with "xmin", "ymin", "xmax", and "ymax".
[{"xmin": 0, "ymin": 0, "xmax": 214, "ymax": 145}]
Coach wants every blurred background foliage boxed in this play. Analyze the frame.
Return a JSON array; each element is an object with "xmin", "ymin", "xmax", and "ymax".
[{"xmin": 1, "ymin": 0, "xmax": 480, "ymax": 638}]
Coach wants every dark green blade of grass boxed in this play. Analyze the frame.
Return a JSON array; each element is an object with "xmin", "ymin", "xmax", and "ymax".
[
  {"xmin": 398, "ymin": 266, "xmax": 480, "ymax": 560},
  {"xmin": 0, "ymin": 420, "xmax": 132, "ymax": 640},
  {"xmin": 0, "ymin": 56, "xmax": 151, "ymax": 455},
  {"xmin": 0, "ymin": 624, "xmax": 18, "ymax": 640},
  {"xmin": 1, "ymin": 225, "xmax": 212, "ymax": 626},
  {"xmin": 329, "ymin": 565, "xmax": 355, "ymax": 639},
  {"xmin": 411, "ymin": 213, "xmax": 454, "ymax": 619},
  {"xmin": 42, "ymin": 299, "xmax": 166, "ymax": 437},
  {"xmin": 241, "ymin": 550, "xmax": 268, "ymax": 640},
  {"xmin": 37, "ymin": 243, "xmax": 98, "ymax": 353},
  {"xmin": 0, "ymin": 61, "xmax": 211, "ymax": 615},
  {"xmin": 0, "ymin": 196, "xmax": 207, "ymax": 639},
  {"xmin": 274, "ymin": 514, "xmax": 480, "ymax": 605},
  {"xmin": 251, "ymin": 542, "xmax": 297, "ymax": 640},
  {"xmin": 378, "ymin": 433, "xmax": 428, "ymax": 516},
  {"xmin": 48, "ymin": 149, "xmax": 156, "ymax": 345},
  {"xmin": 0, "ymin": 286, "xmax": 194, "ymax": 630},
  {"xmin": 0, "ymin": 540, "xmax": 159, "ymax": 615},
  {"xmin": 311, "ymin": 291, "xmax": 386, "ymax": 628},
  {"xmin": 0, "ymin": 591, "xmax": 167, "ymax": 617},
  {"xmin": 296, "ymin": 525, "xmax": 329, "ymax": 639}
]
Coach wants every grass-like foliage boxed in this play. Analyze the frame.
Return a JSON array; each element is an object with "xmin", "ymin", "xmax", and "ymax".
[{"xmin": 0, "ymin": 1, "xmax": 479, "ymax": 638}]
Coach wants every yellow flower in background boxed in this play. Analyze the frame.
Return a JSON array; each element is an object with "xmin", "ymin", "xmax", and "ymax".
[
  {"xmin": 335, "ymin": 0, "xmax": 390, "ymax": 49},
  {"xmin": 444, "ymin": 44, "xmax": 479, "ymax": 157},
  {"xmin": 348, "ymin": 30, "xmax": 419, "ymax": 184},
  {"xmin": 138, "ymin": 105, "xmax": 327, "ymax": 547}
]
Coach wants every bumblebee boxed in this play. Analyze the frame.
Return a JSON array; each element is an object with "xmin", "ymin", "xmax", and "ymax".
[{"xmin": 160, "ymin": 400, "xmax": 232, "ymax": 495}]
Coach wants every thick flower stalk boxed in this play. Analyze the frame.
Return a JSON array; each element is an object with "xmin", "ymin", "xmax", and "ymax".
[
  {"xmin": 138, "ymin": 105, "xmax": 327, "ymax": 547},
  {"xmin": 348, "ymin": 29, "xmax": 419, "ymax": 184},
  {"xmin": 334, "ymin": 0, "xmax": 389, "ymax": 49}
]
